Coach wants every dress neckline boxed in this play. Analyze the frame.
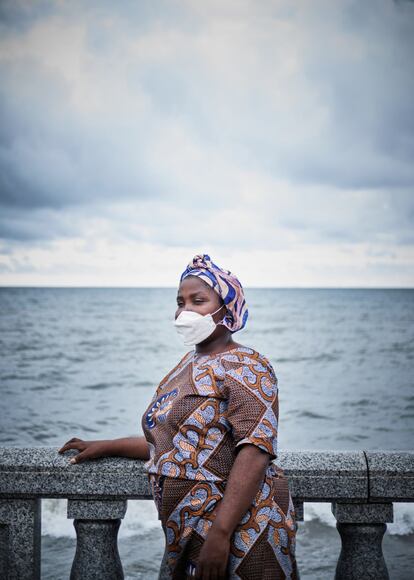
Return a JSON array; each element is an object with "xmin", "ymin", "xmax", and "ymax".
[{"xmin": 192, "ymin": 345, "xmax": 251, "ymax": 359}]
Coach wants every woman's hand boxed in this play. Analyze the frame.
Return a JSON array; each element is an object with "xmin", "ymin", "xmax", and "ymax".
[
  {"xmin": 195, "ymin": 528, "xmax": 230, "ymax": 580},
  {"xmin": 58, "ymin": 437, "xmax": 111, "ymax": 464}
]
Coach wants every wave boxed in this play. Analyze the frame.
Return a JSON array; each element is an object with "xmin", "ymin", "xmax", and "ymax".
[
  {"xmin": 276, "ymin": 352, "xmax": 342, "ymax": 363},
  {"xmin": 42, "ymin": 498, "xmax": 161, "ymax": 539},
  {"xmin": 41, "ymin": 499, "xmax": 414, "ymax": 538},
  {"xmin": 82, "ymin": 382, "xmax": 114, "ymax": 391},
  {"xmin": 304, "ymin": 502, "xmax": 414, "ymax": 536},
  {"xmin": 294, "ymin": 410, "xmax": 333, "ymax": 420},
  {"xmin": 342, "ymin": 398, "xmax": 374, "ymax": 407}
]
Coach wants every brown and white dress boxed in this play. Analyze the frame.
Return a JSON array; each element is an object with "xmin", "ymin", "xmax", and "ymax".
[{"xmin": 141, "ymin": 346, "xmax": 299, "ymax": 579}]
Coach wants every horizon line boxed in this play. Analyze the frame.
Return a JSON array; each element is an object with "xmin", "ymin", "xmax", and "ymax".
[{"xmin": 0, "ymin": 285, "xmax": 413, "ymax": 290}]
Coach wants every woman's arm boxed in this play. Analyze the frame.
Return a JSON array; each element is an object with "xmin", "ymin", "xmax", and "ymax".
[
  {"xmin": 195, "ymin": 444, "xmax": 270, "ymax": 579},
  {"xmin": 107, "ymin": 436, "xmax": 150, "ymax": 460},
  {"xmin": 58, "ymin": 435, "xmax": 150, "ymax": 463}
]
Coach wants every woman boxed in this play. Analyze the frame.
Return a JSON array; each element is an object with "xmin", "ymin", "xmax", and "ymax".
[{"xmin": 59, "ymin": 254, "xmax": 299, "ymax": 579}]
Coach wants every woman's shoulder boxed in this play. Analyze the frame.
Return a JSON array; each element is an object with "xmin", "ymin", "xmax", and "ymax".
[
  {"xmin": 219, "ymin": 346, "xmax": 277, "ymax": 380},
  {"xmin": 219, "ymin": 347, "xmax": 278, "ymax": 403}
]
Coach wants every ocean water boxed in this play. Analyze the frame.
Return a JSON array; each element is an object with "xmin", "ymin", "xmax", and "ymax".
[{"xmin": 0, "ymin": 287, "xmax": 413, "ymax": 579}]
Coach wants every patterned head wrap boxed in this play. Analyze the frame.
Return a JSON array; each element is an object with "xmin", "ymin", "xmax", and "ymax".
[{"xmin": 179, "ymin": 253, "xmax": 248, "ymax": 333}]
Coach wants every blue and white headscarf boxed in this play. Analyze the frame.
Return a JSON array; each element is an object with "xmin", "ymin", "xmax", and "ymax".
[{"xmin": 179, "ymin": 253, "xmax": 248, "ymax": 333}]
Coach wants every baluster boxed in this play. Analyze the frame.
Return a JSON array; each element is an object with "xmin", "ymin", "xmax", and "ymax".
[
  {"xmin": 67, "ymin": 499, "xmax": 127, "ymax": 580},
  {"xmin": 0, "ymin": 498, "xmax": 41, "ymax": 580},
  {"xmin": 331, "ymin": 501, "xmax": 393, "ymax": 580},
  {"xmin": 293, "ymin": 499, "xmax": 304, "ymax": 521}
]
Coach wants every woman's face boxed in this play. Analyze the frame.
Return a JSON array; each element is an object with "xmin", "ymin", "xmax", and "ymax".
[{"xmin": 175, "ymin": 276, "xmax": 225, "ymax": 324}]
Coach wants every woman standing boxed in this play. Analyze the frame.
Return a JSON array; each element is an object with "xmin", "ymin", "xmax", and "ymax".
[{"xmin": 59, "ymin": 254, "xmax": 299, "ymax": 579}]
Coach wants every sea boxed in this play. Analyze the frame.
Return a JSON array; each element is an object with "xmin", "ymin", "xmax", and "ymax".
[{"xmin": 0, "ymin": 287, "xmax": 413, "ymax": 579}]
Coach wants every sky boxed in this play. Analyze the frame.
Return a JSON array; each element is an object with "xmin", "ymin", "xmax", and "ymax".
[{"xmin": 0, "ymin": 0, "xmax": 413, "ymax": 288}]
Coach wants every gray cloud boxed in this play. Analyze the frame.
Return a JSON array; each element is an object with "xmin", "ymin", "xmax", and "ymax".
[
  {"xmin": 0, "ymin": 0, "xmax": 413, "ymax": 250},
  {"xmin": 0, "ymin": 0, "xmax": 54, "ymax": 33}
]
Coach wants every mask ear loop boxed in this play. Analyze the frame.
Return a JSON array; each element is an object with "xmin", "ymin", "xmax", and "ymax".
[
  {"xmin": 213, "ymin": 303, "xmax": 228, "ymax": 326},
  {"xmin": 211, "ymin": 304, "xmax": 225, "ymax": 316}
]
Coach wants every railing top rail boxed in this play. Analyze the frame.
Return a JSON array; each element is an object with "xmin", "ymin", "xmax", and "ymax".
[{"xmin": 0, "ymin": 447, "xmax": 413, "ymax": 502}]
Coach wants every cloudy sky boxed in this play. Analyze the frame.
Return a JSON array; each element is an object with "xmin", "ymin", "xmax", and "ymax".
[{"xmin": 0, "ymin": 0, "xmax": 413, "ymax": 287}]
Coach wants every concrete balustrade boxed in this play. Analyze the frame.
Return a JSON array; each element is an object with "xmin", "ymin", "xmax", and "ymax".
[{"xmin": 0, "ymin": 448, "xmax": 413, "ymax": 579}]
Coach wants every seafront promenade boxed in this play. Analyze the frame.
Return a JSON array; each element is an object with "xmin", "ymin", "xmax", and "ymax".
[{"xmin": 0, "ymin": 448, "xmax": 413, "ymax": 579}]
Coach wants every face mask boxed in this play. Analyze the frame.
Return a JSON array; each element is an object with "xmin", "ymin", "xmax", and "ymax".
[{"xmin": 173, "ymin": 304, "xmax": 225, "ymax": 346}]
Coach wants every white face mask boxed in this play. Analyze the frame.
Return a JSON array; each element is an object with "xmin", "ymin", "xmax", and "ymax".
[{"xmin": 173, "ymin": 304, "xmax": 225, "ymax": 346}]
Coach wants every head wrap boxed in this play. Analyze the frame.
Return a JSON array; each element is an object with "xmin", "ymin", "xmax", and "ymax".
[{"xmin": 179, "ymin": 253, "xmax": 248, "ymax": 333}]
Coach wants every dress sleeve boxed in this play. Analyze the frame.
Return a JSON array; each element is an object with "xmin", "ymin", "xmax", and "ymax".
[{"xmin": 224, "ymin": 354, "xmax": 279, "ymax": 460}]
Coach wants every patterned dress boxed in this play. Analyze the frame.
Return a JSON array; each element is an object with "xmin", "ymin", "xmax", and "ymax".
[{"xmin": 141, "ymin": 346, "xmax": 299, "ymax": 579}]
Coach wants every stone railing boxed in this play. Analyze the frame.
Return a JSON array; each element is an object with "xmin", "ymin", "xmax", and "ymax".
[{"xmin": 0, "ymin": 448, "xmax": 413, "ymax": 579}]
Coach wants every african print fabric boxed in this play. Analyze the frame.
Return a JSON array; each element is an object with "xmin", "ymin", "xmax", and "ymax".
[{"xmin": 141, "ymin": 346, "xmax": 299, "ymax": 579}]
